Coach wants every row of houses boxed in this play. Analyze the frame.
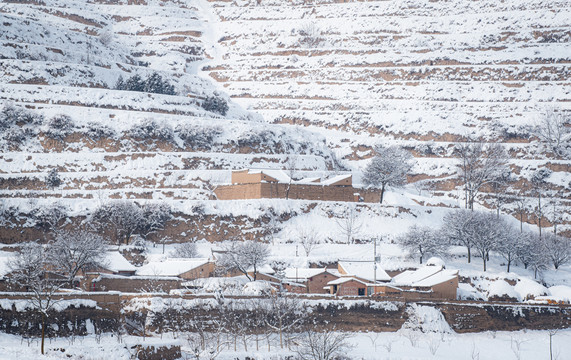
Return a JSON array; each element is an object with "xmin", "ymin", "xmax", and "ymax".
[{"xmin": 0, "ymin": 247, "xmax": 459, "ymax": 299}]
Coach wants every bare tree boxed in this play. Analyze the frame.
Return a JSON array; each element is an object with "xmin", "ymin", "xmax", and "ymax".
[
  {"xmin": 8, "ymin": 243, "xmax": 63, "ymax": 355},
  {"xmin": 48, "ymin": 229, "xmax": 107, "ymax": 287},
  {"xmin": 455, "ymin": 142, "xmax": 508, "ymax": 210},
  {"xmin": 335, "ymin": 207, "xmax": 362, "ymax": 244},
  {"xmin": 516, "ymin": 232, "xmax": 548, "ymax": 278},
  {"xmin": 533, "ymin": 108, "xmax": 570, "ymax": 158},
  {"xmin": 542, "ymin": 233, "xmax": 570, "ymax": 270},
  {"xmin": 92, "ymin": 200, "xmax": 143, "ymax": 245},
  {"xmin": 362, "ymin": 145, "xmax": 415, "ymax": 204},
  {"xmin": 297, "ymin": 227, "xmax": 320, "ymax": 256},
  {"xmin": 466, "ymin": 211, "xmax": 507, "ymax": 271},
  {"xmin": 512, "ymin": 191, "xmax": 529, "ymax": 233},
  {"xmin": 495, "ymin": 225, "xmax": 519, "ymax": 272},
  {"xmin": 171, "ymin": 241, "xmax": 199, "ymax": 258},
  {"xmin": 265, "ymin": 293, "xmax": 305, "ymax": 349},
  {"xmin": 217, "ymin": 240, "xmax": 270, "ymax": 281},
  {"xmin": 398, "ymin": 225, "xmax": 447, "ymax": 264},
  {"xmin": 441, "ymin": 209, "xmax": 475, "ymax": 263},
  {"xmin": 530, "ymin": 168, "xmax": 552, "ymax": 239},
  {"xmin": 296, "ymin": 328, "xmax": 352, "ymax": 360}
]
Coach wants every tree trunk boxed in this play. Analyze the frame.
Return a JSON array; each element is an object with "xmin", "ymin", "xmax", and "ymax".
[
  {"xmin": 41, "ymin": 312, "xmax": 46, "ymax": 355},
  {"xmin": 483, "ymin": 256, "xmax": 487, "ymax": 272},
  {"xmin": 467, "ymin": 247, "xmax": 471, "ymax": 263},
  {"xmin": 379, "ymin": 184, "xmax": 386, "ymax": 204},
  {"xmin": 507, "ymin": 259, "xmax": 511, "ymax": 273}
]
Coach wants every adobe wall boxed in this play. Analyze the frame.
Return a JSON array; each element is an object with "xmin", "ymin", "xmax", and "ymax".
[
  {"xmin": 215, "ymin": 183, "xmax": 381, "ymax": 203},
  {"xmin": 180, "ymin": 262, "xmax": 215, "ymax": 280},
  {"xmin": 337, "ymin": 281, "xmax": 367, "ymax": 296},
  {"xmin": 307, "ymin": 273, "xmax": 338, "ymax": 294}
]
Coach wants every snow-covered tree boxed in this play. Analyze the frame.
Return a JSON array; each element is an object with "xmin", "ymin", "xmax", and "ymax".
[
  {"xmin": 48, "ymin": 230, "xmax": 107, "ymax": 287},
  {"xmin": 92, "ymin": 201, "xmax": 143, "ymax": 245},
  {"xmin": 83, "ymin": 121, "xmax": 115, "ymax": 141},
  {"xmin": 465, "ymin": 211, "xmax": 507, "ymax": 272},
  {"xmin": 533, "ymin": 108, "xmax": 570, "ymax": 158},
  {"xmin": 530, "ymin": 168, "xmax": 552, "ymax": 238},
  {"xmin": 455, "ymin": 142, "xmax": 508, "ymax": 210},
  {"xmin": 495, "ymin": 225, "xmax": 520, "ymax": 272},
  {"xmin": 143, "ymin": 72, "xmax": 175, "ymax": 95},
  {"xmin": 440, "ymin": 209, "xmax": 475, "ymax": 263},
  {"xmin": 542, "ymin": 233, "xmax": 570, "ymax": 270},
  {"xmin": 139, "ymin": 202, "xmax": 172, "ymax": 239},
  {"xmin": 296, "ymin": 329, "xmax": 352, "ymax": 360},
  {"xmin": 171, "ymin": 241, "xmax": 198, "ymax": 258},
  {"xmin": 129, "ymin": 118, "xmax": 174, "ymax": 142},
  {"xmin": 362, "ymin": 145, "xmax": 415, "ymax": 204},
  {"xmin": 217, "ymin": 240, "xmax": 270, "ymax": 281},
  {"xmin": 31, "ymin": 202, "xmax": 68, "ymax": 240},
  {"xmin": 45, "ymin": 168, "xmax": 62, "ymax": 190},
  {"xmin": 176, "ymin": 123, "xmax": 223, "ymax": 150},
  {"xmin": 8, "ymin": 242, "xmax": 63, "ymax": 355},
  {"xmin": 398, "ymin": 225, "xmax": 447, "ymax": 264}
]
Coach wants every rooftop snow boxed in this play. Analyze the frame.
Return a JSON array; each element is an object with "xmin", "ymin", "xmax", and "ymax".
[{"xmin": 338, "ymin": 261, "xmax": 391, "ymax": 282}]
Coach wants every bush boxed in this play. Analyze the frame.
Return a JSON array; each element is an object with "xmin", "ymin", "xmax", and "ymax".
[
  {"xmin": 201, "ymin": 95, "xmax": 229, "ymax": 116},
  {"xmin": 84, "ymin": 121, "xmax": 115, "ymax": 141},
  {"xmin": 176, "ymin": 124, "xmax": 223, "ymax": 149},
  {"xmin": 45, "ymin": 114, "xmax": 74, "ymax": 140},
  {"xmin": 129, "ymin": 119, "xmax": 174, "ymax": 142},
  {"xmin": 115, "ymin": 73, "xmax": 176, "ymax": 95},
  {"xmin": 0, "ymin": 104, "xmax": 43, "ymax": 131}
]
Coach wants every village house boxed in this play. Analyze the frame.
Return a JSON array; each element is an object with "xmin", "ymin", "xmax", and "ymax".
[
  {"xmin": 284, "ymin": 267, "xmax": 340, "ymax": 294},
  {"xmin": 214, "ymin": 169, "xmax": 381, "ymax": 202},
  {"xmin": 388, "ymin": 262, "xmax": 459, "ymax": 300},
  {"xmin": 326, "ymin": 261, "xmax": 391, "ymax": 296}
]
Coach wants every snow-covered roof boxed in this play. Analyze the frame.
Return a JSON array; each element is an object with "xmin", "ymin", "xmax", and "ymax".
[
  {"xmin": 321, "ymin": 174, "xmax": 351, "ymax": 186},
  {"xmin": 105, "ymin": 251, "xmax": 137, "ymax": 273},
  {"xmin": 338, "ymin": 261, "xmax": 391, "ymax": 282},
  {"xmin": 413, "ymin": 270, "xmax": 458, "ymax": 287},
  {"xmin": 136, "ymin": 258, "xmax": 209, "ymax": 277},
  {"xmin": 244, "ymin": 169, "xmax": 291, "ymax": 183},
  {"xmin": 297, "ymin": 177, "xmax": 321, "ymax": 184},
  {"xmin": 284, "ymin": 267, "xmax": 337, "ymax": 281},
  {"xmin": 327, "ymin": 277, "xmax": 368, "ymax": 286},
  {"xmin": 391, "ymin": 265, "xmax": 443, "ymax": 285},
  {"xmin": 391, "ymin": 265, "xmax": 458, "ymax": 288}
]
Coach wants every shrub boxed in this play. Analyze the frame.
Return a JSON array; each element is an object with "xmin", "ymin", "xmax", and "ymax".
[
  {"xmin": 176, "ymin": 124, "xmax": 223, "ymax": 149},
  {"xmin": 129, "ymin": 119, "xmax": 174, "ymax": 142},
  {"xmin": 115, "ymin": 73, "xmax": 176, "ymax": 95},
  {"xmin": 84, "ymin": 121, "xmax": 115, "ymax": 141},
  {"xmin": 45, "ymin": 114, "xmax": 74, "ymax": 140},
  {"xmin": 0, "ymin": 104, "xmax": 43, "ymax": 131},
  {"xmin": 201, "ymin": 95, "xmax": 229, "ymax": 116}
]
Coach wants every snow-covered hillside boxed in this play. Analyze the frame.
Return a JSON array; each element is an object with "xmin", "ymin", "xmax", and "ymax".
[{"xmin": 0, "ymin": 0, "xmax": 569, "ymax": 238}]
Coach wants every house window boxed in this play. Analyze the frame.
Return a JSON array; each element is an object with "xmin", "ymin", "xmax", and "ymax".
[{"xmin": 358, "ymin": 288, "xmax": 365, "ymax": 296}]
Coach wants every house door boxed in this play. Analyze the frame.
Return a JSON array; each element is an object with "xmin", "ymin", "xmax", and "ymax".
[{"xmin": 358, "ymin": 288, "xmax": 365, "ymax": 296}]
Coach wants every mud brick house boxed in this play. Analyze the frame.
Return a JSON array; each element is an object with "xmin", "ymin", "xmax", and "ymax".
[
  {"xmin": 283, "ymin": 267, "xmax": 340, "ymax": 294},
  {"xmin": 215, "ymin": 169, "xmax": 381, "ymax": 202},
  {"xmin": 326, "ymin": 261, "xmax": 391, "ymax": 296},
  {"xmin": 389, "ymin": 264, "xmax": 459, "ymax": 300},
  {"xmin": 136, "ymin": 258, "xmax": 215, "ymax": 280}
]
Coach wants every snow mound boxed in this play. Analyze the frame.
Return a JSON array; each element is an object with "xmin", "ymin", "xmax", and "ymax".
[
  {"xmin": 457, "ymin": 283, "xmax": 485, "ymax": 301},
  {"xmin": 401, "ymin": 304, "xmax": 453, "ymax": 333},
  {"xmin": 487, "ymin": 280, "xmax": 521, "ymax": 301},
  {"xmin": 514, "ymin": 278, "xmax": 548, "ymax": 301},
  {"xmin": 242, "ymin": 281, "xmax": 274, "ymax": 296},
  {"xmin": 426, "ymin": 257, "xmax": 445, "ymax": 267},
  {"xmin": 548, "ymin": 285, "xmax": 571, "ymax": 303}
]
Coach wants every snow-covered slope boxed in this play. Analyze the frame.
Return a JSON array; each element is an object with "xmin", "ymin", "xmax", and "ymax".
[{"xmin": 0, "ymin": 0, "xmax": 569, "ymax": 239}]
